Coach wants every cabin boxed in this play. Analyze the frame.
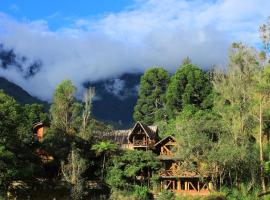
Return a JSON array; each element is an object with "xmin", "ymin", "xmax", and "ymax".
[
  {"xmin": 32, "ymin": 122, "xmax": 53, "ymax": 163},
  {"xmin": 155, "ymin": 136, "xmax": 211, "ymax": 195},
  {"xmin": 32, "ymin": 122, "xmax": 48, "ymax": 142},
  {"xmin": 128, "ymin": 122, "xmax": 158, "ymax": 150},
  {"xmin": 105, "ymin": 122, "xmax": 158, "ymax": 150}
]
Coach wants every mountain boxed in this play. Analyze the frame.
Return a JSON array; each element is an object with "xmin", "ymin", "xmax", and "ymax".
[
  {"xmin": 89, "ymin": 73, "xmax": 141, "ymax": 128},
  {"xmin": 0, "ymin": 74, "xmax": 141, "ymax": 128},
  {"xmin": 0, "ymin": 77, "xmax": 50, "ymax": 108}
]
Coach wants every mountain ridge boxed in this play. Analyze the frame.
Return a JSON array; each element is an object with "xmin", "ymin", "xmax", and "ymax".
[{"xmin": 0, "ymin": 73, "xmax": 141, "ymax": 128}]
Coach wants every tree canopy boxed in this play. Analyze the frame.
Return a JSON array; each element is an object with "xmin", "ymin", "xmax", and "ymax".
[
  {"xmin": 133, "ymin": 67, "xmax": 169, "ymax": 125},
  {"xmin": 166, "ymin": 63, "xmax": 212, "ymax": 118}
]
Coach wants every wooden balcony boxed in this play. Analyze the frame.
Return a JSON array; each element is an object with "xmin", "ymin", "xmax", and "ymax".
[{"xmin": 133, "ymin": 139, "xmax": 148, "ymax": 146}]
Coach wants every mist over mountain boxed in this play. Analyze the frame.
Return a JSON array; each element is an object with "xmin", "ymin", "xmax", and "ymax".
[
  {"xmin": 0, "ymin": 73, "xmax": 140, "ymax": 128},
  {"xmin": 0, "ymin": 43, "xmax": 140, "ymax": 128},
  {"xmin": 87, "ymin": 73, "xmax": 141, "ymax": 128},
  {"xmin": 0, "ymin": 44, "xmax": 42, "ymax": 79}
]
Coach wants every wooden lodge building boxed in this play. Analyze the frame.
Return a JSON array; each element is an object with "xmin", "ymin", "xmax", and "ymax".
[
  {"xmin": 33, "ymin": 121, "xmax": 212, "ymax": 196},
  {"xmin": 104, "ymin": 121, "xmax": 212, "ymax": 196}
]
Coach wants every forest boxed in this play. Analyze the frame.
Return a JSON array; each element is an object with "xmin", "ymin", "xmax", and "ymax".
[{"xmin": 1, "ymin": 18, "xmax": 270, "ymax": 200}]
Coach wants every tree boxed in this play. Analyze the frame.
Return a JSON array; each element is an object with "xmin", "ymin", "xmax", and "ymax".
[
  {"xmin": 92, "ymin": 141, "xmax": 118, "ymax": 179},
  {"xmin": 169, "ymin": 108, "xmax": 259, "ymax": 189},
  {"xmin": 61, "ymin": 145, "xmax": 87, "ymax": 200},
  {"xmin": 250, "ymin": 19, "xmax": 270, "ymax": 192},
  {"xmin": 50, "ymin": 80, "xmax": 82, "ymax": 135},
  {"xmin": 133, "ymin": 67, "xmax": 169, "ymax": 124},
  {"xmin": 213, "ymin": 43, "xmax": 258, "ymax": 142},
  {"xmin": 166, "ymin": 63, "xmax": 212, "ymax": 118},
  {"xmin": 0, "ymin": 92, "xmax": 19, "ymax": 195},
  {"xmin": 106, "ymin": 150, "xmax": 160, "ymax": 191},
  {"xmin": 212, "ymin": 42, "xmax": 268, "ymax": 190},
  {"xmin": 80, "ymin": 87, "xmax": 95, "ymax": 140},
  {"xmin": 0, "ymin": 91, "xmax": 43, "ymax": 197}
]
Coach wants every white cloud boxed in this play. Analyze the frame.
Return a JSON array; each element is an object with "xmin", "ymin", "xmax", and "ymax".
[
  {"xmin": 104, "ymin": 79, "xmax": 126, "ymax": 97},
  {"xmin": 0, "ymin": 0, "xmax": 269, "ymax": 101}
]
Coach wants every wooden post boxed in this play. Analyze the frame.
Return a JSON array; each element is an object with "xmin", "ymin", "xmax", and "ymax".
[
  {"xmin": 177, "ymin": 180, "xmax": 181, "ymax": 191},
  {"xmin": 197, "ymin": 181, "xmax": 200, "ymax": 191}
]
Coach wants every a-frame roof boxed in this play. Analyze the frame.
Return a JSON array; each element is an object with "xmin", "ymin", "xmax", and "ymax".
[
  {"xmin": 154, "ymin": 135, "xmax": 176, "ymax": 147},
  {"xmin": 128, "ymin": 121, "xmax": 158, "ymax": 141}
]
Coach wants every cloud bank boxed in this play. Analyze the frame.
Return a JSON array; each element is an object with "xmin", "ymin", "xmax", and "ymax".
[{"xmin": 0, "ymin": 0, "xmax": 269, "ymax": 101}]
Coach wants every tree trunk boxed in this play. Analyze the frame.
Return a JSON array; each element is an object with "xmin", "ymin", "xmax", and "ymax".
[
  {"xmin": 259, "ymin": 99, "xmax": 266, "ymax": 192},
  {"xmin": 102, "ymin": 154, "xmax": 106, "ymax": 179}
]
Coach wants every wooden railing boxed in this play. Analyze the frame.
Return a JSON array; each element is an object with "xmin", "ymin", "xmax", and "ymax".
[
  {"xmin": 133, "ymin": 140, "xmax": 147, "ymax": 146},
  {"xmin": 159, "ymin": 170, "xmax": 178, "ymax": 177}
]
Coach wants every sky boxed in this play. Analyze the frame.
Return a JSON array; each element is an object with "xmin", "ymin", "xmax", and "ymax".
[{"xmin": 0, "ymin": 0, "xmax": 269, "ymax": 101}]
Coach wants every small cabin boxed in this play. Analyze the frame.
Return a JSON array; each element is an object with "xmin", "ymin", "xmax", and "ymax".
[
  {"xmin": 33, "ymin": 122, "xmax": 48, "ymax": 142},
  {"xmin": 127, "ymin": 122, "xmax": 158, "ymax": 150},
  {"xmin": 32, "ymin": 122, "xmax": 53, "ymax": 162}
]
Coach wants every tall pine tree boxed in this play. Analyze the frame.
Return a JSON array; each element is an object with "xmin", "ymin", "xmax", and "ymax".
[
  {"xmin": 133, "ymin": 67, "xmax": 169, "ymax": 125},
  {"xmin": 166, "ymin": 63, "xmax": 212, "ymax": 118}
]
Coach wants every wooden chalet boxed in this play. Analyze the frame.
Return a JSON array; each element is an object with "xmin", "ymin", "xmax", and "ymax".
[
  {"xmin": 107, "ymin": 123, "xmax": 212, "ymax": 196},
  {"xmin": 128, "ymin": 122, "xmax": 158, "ymax": 150},
  {"xmin": 155, "ymin": 136, "xmax": 211, "ymax": 195},
  {"xmin": 104, "ymin": 122, "xmax": 158, "ymax": 150}
]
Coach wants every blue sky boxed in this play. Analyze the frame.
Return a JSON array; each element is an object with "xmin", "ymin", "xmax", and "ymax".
[
  {"xmin": 0, "ymin": 0, "xmax": 135, "ymax": 29},
  {"xmin": 0, "ymin": 0, "xmax": 270, "ymax": 100}
]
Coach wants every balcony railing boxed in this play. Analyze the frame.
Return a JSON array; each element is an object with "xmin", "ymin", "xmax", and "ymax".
[
  {"xmin": 133, "ymin": 140, "xmax": 148, "ymax": 146},
  {"xmin": 160, "ymin": 150, "xmax": 174, "ymax": 157},
  {"xmin": 159, "ymin": 169, "xmax": 178, "ymax": 177}
]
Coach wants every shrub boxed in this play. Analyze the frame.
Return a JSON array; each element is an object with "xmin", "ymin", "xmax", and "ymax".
[
  {"xmin": 134, "ymin": 185, "xmax": 151, "ymax": 200},
  {"xmin": 156, "ymin": 190, "xmax": 174, "ymax": 200}
]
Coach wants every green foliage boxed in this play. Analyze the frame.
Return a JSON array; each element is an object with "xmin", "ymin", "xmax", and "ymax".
[
  {"xmin": 166, "ymin": 63, "xmax": 212, "ymax": 118},
  {"xmin": 92, "ymin": 141, "xmax": 118, "ymax": 155},
  {"xmin": 106, "ymin": 150, "xmax": 160, "ymax": 191},
  {"xmin": 156, "ymin": 190, "xmax": 174, "ymax": 200},
  {"xmin": 0, "ymin": 91, "xmax": 46, "ymax": 196},
  {"xmin": 50, "ymin": 80, "xmax": 82, "ymax": 134},
  {"xmin": 222, "ymin": 184, "xmax": 260, "ymax": 200},
  {"xmin": 133, "ymin": 185, "xmax": 150, "ymax": 200},
  {"xmin": 133, "ymin": 67, "xmax": 169, "ymax": 124},
  {"xmin": 109, "ymin": 190, "xmax": 137, "ymax": 200},
  {"xmin": 92, "ymin": 141, "xmax": 118, "ymax": 179},
  {"xmin": 61, "ymin": 146, "xmax": 87, "ymax": 200}
]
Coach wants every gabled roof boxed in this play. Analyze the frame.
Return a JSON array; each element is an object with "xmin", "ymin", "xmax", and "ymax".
[
  {"xmin": 32, "ymin": 122, "xmax": 44, "ymax": 132},
  {"xmin": 154, "ymin": 135, "xmax": 176, "ymax": 147},
  {"xmin": 128, "ymin": 122, "xmax": 158, "ymax": 141}
]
